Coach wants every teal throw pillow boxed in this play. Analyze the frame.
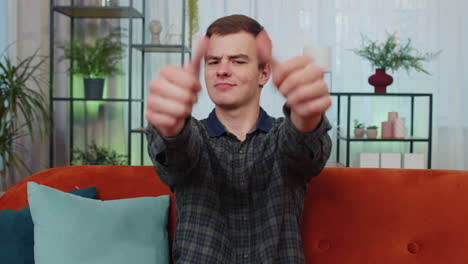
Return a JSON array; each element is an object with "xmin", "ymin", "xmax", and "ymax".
[
  {"xmin": 27, "ymin": 182, "xmax": 170, "ymax": 264},
  {"xmin": 0, "ymin": 185, "xmax": 97, "ymax": 264}
]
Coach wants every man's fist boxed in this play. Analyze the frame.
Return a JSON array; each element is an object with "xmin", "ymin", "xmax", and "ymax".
[
  {"xmin": 256, "ymin": 31, "xmax": 331, "ymax": 132},
  {"xmin": 145, "ymin": 38, "xmax": 207, "ymax": 137}
]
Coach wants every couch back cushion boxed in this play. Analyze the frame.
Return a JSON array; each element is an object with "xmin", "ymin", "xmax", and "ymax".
[{"xmin": 302, "ymin": 167, "xmax": 468, "ymax": 263}]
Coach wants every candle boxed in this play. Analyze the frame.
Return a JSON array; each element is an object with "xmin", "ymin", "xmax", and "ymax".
[
  {"xmin": 393, "ymin": 117, "xmax": 405, "ymax": 139},
  {"xmin": 388, "ymin": 112, "xmax": 398, "ymax": 122},
  {"xmin": 381, "ymin": 121, "xmax": 393, "ymax": 139}
]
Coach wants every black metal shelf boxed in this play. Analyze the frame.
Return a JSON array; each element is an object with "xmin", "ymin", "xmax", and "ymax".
[
  {"xmin": 338, "ymin": 135, "xmax": 430, "ymax": 142},
  {"xmin": 331, "ymin": 92, "xmax": 433, "ymax": 168},
  {"xmin": 132, "ymin": 44, "xmax": 191, "ymax": 53},
  {"xmin": 52, "ymin": 97, "xmax": 144, "ymax": 102},
  {"xmin": 53, "ymin": 6, "xmax": 144, "ymax": 19},
  {"xmin": 130, "ymin": 128, "xmax": 145, "ymax": 133},
  {"xmin": 330, "ymin": 92, "xmax": 432, "ymax": 97},
  {"xmin": 49, "ymin": 0, "xmax": 188, "ymax": 167}
]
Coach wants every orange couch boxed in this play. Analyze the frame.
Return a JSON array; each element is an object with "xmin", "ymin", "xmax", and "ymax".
[{"xmin": 1, "ymin": 165, "xmax": 468, "ymax": 263}]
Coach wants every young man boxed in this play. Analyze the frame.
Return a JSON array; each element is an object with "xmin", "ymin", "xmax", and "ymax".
[{"xmin": 145, "ymin": 15, "xmax": 332, "ymax": 263}]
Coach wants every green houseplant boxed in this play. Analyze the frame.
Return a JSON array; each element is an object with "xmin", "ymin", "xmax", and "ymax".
[
  {"xmin": 352, "ymin": 32, "xmax": 440, "ymax": 93},
  {"xmin": 0, "ymin": 49, "xmax": 49, "ymax": 191},
  {"xmin": 353, "ymin": 119, "xmax": 365, "ymax": 138},
  {"xmin": 72, "ymin": 140, "xmax": 127, "ymax": 165},
  {"xmin": 60, "ymin": 30, "xmax": 126, "ymax": 99},
  {"xmin": 366, "ymin": 125, "xmax": 378, "ymax": 139},
  {"xmin": 188, "ymin": 0, "xmax": 199, "ymax": 48}
]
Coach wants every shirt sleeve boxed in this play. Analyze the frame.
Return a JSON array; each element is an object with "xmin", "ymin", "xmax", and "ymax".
[
  {"xmin": 145, "ymin": 117, "xmax": 202, "ymax": 190},
  {"xmin": 277, "ymin": 106, "xmax": 333, "ymax": 184}
]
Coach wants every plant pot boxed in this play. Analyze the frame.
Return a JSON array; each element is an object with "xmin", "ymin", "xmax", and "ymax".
[
  {"xmin": 84, "ymin": 78, "xmax": 104, "ymax": 100},
  {"xmin": 368, "ymin": 68, "xmax": 393, "ymax": 93},
  {"xmin": 366, "ymin": 129, "xmax": 378, "ymax": 139},
  {"xmin": 354, "ymin": 128, "xmax": 365, "ymax": 138}
]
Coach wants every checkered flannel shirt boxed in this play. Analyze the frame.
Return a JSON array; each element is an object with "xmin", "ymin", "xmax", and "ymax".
[{"xmin": 146, "ymin": 107, "xmax": 332, "ymax": 264}]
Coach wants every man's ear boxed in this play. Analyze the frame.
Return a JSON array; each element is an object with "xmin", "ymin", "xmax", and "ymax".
[{"xmin": 259, "ymin": 63, "xmax": 271, "ymax": 88}]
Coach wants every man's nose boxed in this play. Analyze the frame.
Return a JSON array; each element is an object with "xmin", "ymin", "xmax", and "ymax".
[{"xmin": 216, "ymin": 60, "xmax": 232, "ymax": 77}]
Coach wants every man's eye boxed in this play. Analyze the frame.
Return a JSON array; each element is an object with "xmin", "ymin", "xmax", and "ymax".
[
  {"xmin": 208, "ymin": 61, "xmax": 219, "ymax": 65},
  {"xmin": 234, "ymin": 61, "xmax": 246, "ymax": 64}
]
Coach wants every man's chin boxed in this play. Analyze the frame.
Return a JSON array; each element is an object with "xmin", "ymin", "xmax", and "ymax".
[{"xmin": 214, "ymin": 101, "xmax": 239, "ymax": 110}]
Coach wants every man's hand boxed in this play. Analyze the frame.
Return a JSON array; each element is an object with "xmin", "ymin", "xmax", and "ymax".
[
  {"xmin": 257, "ymin": 31, "xmax": 331, "ymax": 132},
  {"xmin": 145, "ymin": 37, "xmax": 208, "ymax": 137}
]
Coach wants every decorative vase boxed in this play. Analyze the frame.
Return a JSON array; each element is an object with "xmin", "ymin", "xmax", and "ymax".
[
  {"xmin": 149, "ymin": 20, "xmax": 162, "ymax": 45},
  {"xmin": 84, "ymin": 78, "xmax": 104, "ymax": 100},
  {"xmin": 368, "ymin": 68, "xmax": 393, "ymax": 93}
]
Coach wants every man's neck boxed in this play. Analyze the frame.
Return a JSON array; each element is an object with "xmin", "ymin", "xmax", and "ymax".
[{"xmin": 215, "ymin": 104, "xmax": 260, "ymax": 142}]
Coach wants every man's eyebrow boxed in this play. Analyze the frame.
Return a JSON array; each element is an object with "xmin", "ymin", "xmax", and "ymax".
[
  {"xmin": 206, "ymin": 54, "xmax": 250, "ymax": 60},
  {"xmin": 228, "ymin": 54, "xmax": 249, "ymax": 60},
  {"xmin": 206, "ymin": 55, "xmax": 221, "ymax": 60}
]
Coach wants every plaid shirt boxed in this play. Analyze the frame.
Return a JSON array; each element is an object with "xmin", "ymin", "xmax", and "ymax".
[{"xmin": 146, "ymin": 107, "xmax": 332, "ymax": 264}]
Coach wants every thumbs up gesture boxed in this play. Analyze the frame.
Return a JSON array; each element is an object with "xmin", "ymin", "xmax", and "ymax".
[
  {"xmin": 145, "ymin": 37, "xmax": 208, "ymax": 137},
  {"xmin": 257, "ymin": 31, "xmax": 331, "ymax": 132}
]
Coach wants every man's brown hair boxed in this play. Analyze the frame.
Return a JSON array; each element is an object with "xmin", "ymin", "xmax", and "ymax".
[
  {"xmin": 206, "ymin": 14, "xmax": 264, "ymax": 38},
  {"xmin": 205, "ymin": 14, "xmax": 267, "ymax": 70}
]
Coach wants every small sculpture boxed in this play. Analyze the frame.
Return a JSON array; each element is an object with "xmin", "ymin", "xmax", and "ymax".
[{"xmin": 149, "ymin": 20, "xmax": 162, "ymax": 45}]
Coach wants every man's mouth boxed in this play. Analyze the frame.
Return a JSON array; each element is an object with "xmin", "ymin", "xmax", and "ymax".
[{"xmin": 214, "ymin": 83, "xmax": 236, "ymax": 89}]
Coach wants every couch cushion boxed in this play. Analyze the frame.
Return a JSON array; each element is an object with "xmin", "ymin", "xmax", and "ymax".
[
  {"xmin": 0, "ymin": 186, "xmax": 97, "ymax": 264},
  {"xmin": 28, "ymin": 182, "xmax": 170, "ymax": 264},
  {"xmin": 0, "ymin": 165, "xmax": 177, "ymax": 240}
]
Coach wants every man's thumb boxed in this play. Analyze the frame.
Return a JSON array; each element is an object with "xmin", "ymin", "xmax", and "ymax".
[
  {"xmin": 256, "ymin": 30, "xmax": 278, "ymax": 70},
  {"xmin": 187, "ymin": 36, "xmax": 208, "ymax": 78}
]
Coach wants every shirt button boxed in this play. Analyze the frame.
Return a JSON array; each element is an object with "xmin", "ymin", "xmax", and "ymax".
[
  {"xmin": 243, "ymin": 216, "xmax": 248, "ymax": 221},
  {"xmin": 239, "ymin": 150, "xmax": 244, "ymax": 154},
  {"xmin": 243, "ymin": 254, "xmax": 249, "ymax": 259}
]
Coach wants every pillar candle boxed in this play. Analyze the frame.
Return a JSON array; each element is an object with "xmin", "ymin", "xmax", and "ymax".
[
  {"xmin": 388, "ymin": 112, "xmax": 398, "ymax": 122},
  {"xmin": 381, "ymin": 121, "xmax": 393, "ymax": 139},
  {"xmin": 393, "ymin": 117, "xmax": 405, "ymax": 139}
]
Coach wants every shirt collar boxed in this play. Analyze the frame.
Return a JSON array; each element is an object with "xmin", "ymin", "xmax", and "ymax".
[{"xmin": 206, "ymin": 107, "xmax": 273, "ymax": 137}]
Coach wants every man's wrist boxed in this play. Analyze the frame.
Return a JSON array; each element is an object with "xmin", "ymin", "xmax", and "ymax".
[
  {"xmin": 290, "ymin": 110, "xmax": 323, "ymax": 132},
  {"xmin": 157, "ymin": 120, "xmax": 187, "ymax": 138}
]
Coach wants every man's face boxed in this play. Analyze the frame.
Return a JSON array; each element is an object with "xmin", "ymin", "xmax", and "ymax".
[{"xmin": 204, "ymin": 32, "xmax": 270, "ymax": 109}]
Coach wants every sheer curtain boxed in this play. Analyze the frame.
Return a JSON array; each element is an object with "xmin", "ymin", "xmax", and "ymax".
[
  {"xmin": 193, "ymin": 0, "xmax": 467, "ymax": 170},
  {"xmin": 0, "ymin": 0, "xmax": 49, "ymax": 185}
]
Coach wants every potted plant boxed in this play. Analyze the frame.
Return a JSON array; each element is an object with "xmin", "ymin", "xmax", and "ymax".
[
  {"xmin": 188, "ymin": 0, "xmax": 199, "ymax": 49},
  {"xmin": 60, "ymin": 30, "xmax": 126, "ymax": 100},
  {"xmin": 366, "ymin": 125, "xmax": 378, "ymax": 139},
  {"xmin": 0, "ymin": 49, "xmax": 49, "ymax": 191},
  {"xmin": 353, "ymin": 119, "xmax": 365, "ymax": 138},
  {"xmin": 72, "ymin": 140, "xmax": 127, "ymax": 165},
  {"xmin": 351, "ymin": 32, "xmax": 440, "ymax": 93}
]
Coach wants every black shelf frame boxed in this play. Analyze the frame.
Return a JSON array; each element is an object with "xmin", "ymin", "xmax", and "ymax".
[
  {"xmin": 132, "ymin": 44, "xmax": 190, "ymax": 53},
  {"xmin": 330, "ymin": 92, "xmax": 433, "ymax": 168},
  {"xmin": 53, "ymin": 6, "xmax": 144, "ymax": 18},
  {"xmin": 130, "ymin": 0, "xmax": 187, "ymax": 165},
  {"xmin": 49, "ymin": 0, "xmax": 144, "ymax": 167}
]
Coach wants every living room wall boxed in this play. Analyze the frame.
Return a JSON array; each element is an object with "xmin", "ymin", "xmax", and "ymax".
[{"xmin": 1, "ymin": 0, "xmax": 467, "ymax": 190}]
